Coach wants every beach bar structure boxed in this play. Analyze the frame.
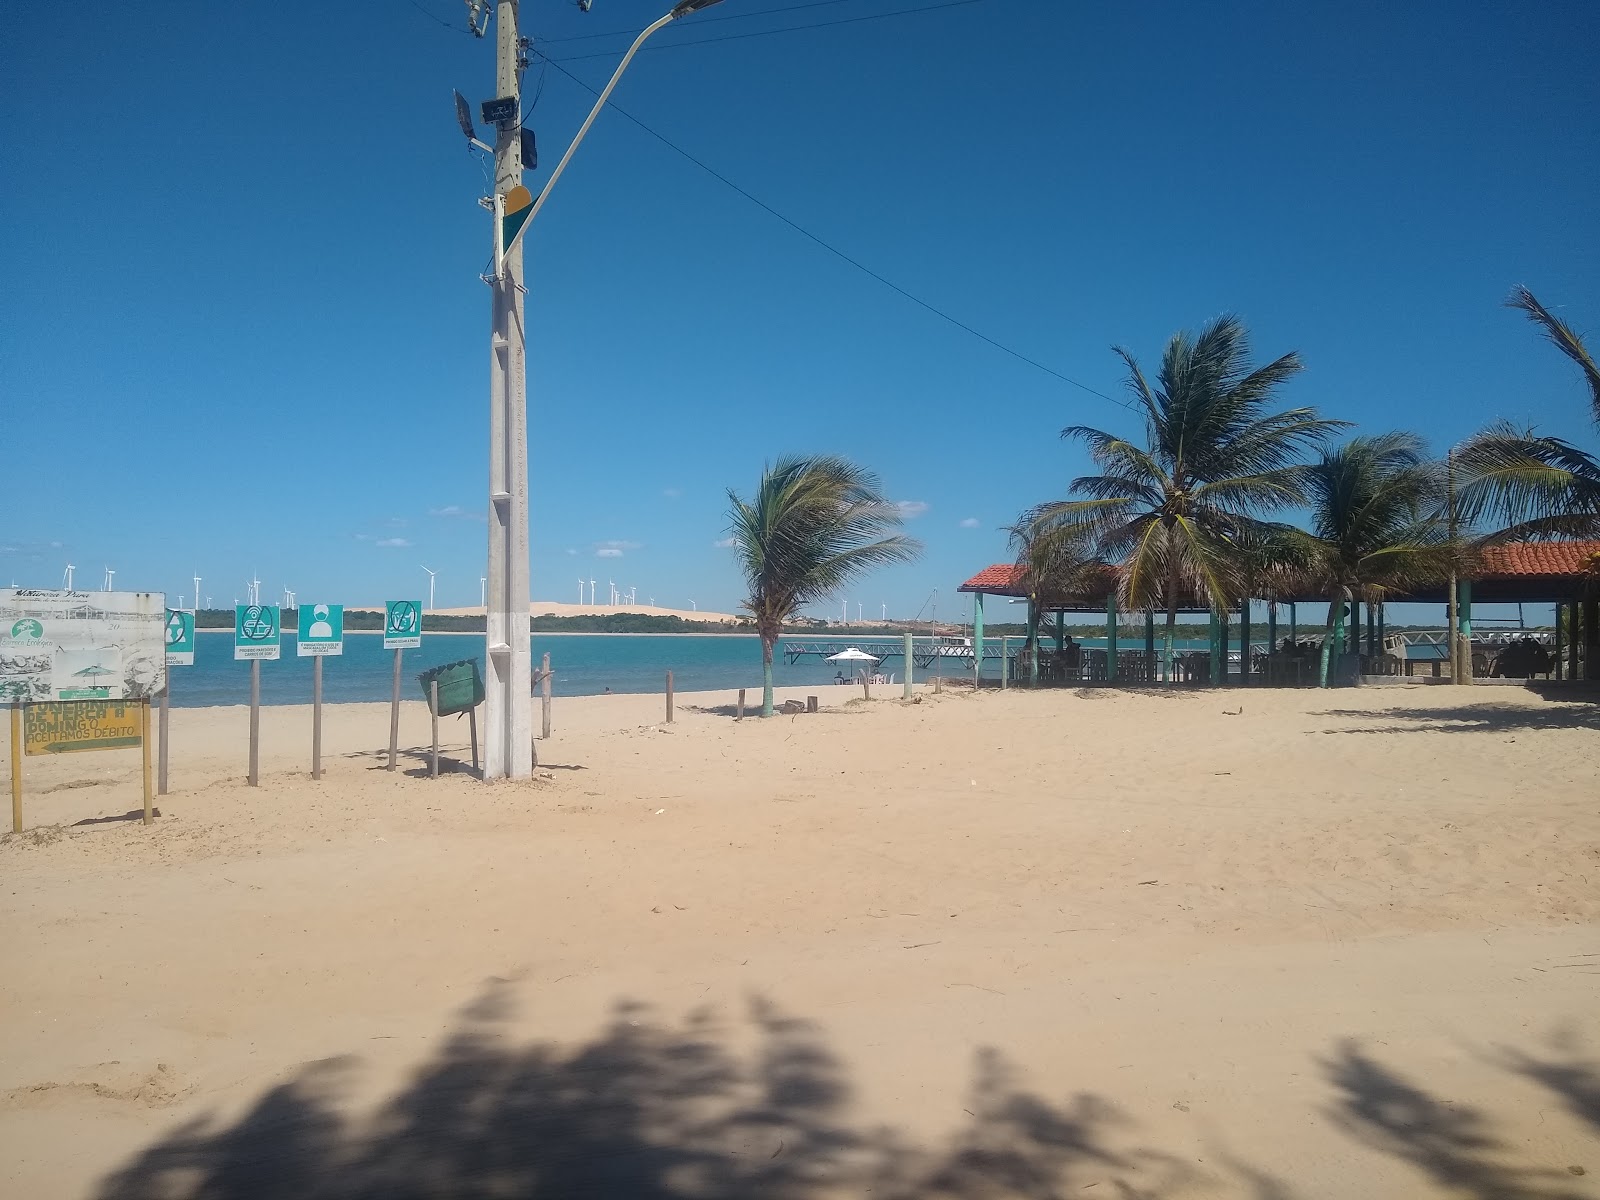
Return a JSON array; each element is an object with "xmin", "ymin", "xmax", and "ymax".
[{"xmin": 957, "ymin": 540, "xmax": 1600, "ymax": 686}]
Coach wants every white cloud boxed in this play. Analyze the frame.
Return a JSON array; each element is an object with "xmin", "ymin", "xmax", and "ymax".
[
  {"xmin": 429, "ymin": 505, "xmax": 485, "ymax": 521},
  {"xmin": 565, "ymin": 548, "xmax": 578, "ymax": 556},
  {"xmin": 385, "ymin": 516, "xmax": 407, "ymax": 528},
  {"xmin": 713, "ymin": 537, "xmax": 736, "ymax": 549},
  {"xmin": 375, "ymin": 537, "xmax": 412, "ymax": 548},
  {"xmin": 895, "ymin": 500, "xmax": 930, "ymax": 519},
  {"xmin": 662, "ymin": 487, "xmax": 682, "ymax": 499},
  {"xmin": 959, "ymin": 517, "xmax": 981, "ymax": 529},
  {"xmin": 596, "ymin": 547, "xmax": 623, "ymax": 559},
  {"xmin": 593, "ymin": 540, "xmax": 641, "ymax": 558}
]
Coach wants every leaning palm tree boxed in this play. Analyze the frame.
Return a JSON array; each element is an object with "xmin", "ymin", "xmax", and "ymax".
[
  {"xmin": 1283, "ymin": 433, "xmax": 1453, "ymax": 685},
  {"xmin": 1020, "ymin": 315, "xmax": 1343, "ymax": 676},
  {"xmin": 726, "ymin": 456, "xmax": 921, "ymax": 717},
  {"xmin": 1456, "ymin": 287, "xmax": 1600, "ymax": 541}
]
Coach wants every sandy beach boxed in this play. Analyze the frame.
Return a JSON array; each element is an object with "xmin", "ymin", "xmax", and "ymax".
[{"xmin": 2, "ymin": 683, "xmax": 1597, "ymax": 1198}]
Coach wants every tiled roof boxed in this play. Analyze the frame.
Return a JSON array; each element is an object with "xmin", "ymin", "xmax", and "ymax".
[
  {"xmin": 1477, "ymin": 540, "xmax": 1600, "ymax": 579},
  {"xmin": 957, "ymin": 564, "xmax": 1025, "ymax": 593}
]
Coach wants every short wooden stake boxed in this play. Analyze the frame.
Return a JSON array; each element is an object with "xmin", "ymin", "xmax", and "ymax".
[
  {"xmin": 157, "ymin": 679, "xmax": 170, "ymax": 796},
  {"xmin": 430, "ymin": 680, "xmax": 440, "ymax": 778},
  {"xmin": 10, "ymin": 704, "xmax": 22, "ymax": 834},
  {"xmin": 387, "ymin": 648, "xmax": 402, "ymax": 771},
  {"xmin": 934, "ymin": 674, "xmax": 943, "ymax": 695},
  {"xmin": 861, "ymin": 671, "xmax": 871, "ymax": 701},
  {"xmin": 541, "ymin": 651, "xmax": 552, "ymax": 739},
  {"xmin": 311, "ymin": 655, "xmax": 323, "ymax": 781},
  {"xmin": 248, "ymin": 659, "xmax": 261, "ymax": 787},
  {"xmin": 140, "ymin": 700, "xmax": 153, "ymax": 825},
  {"xmin": 806, "ymin": 695, "xmax": 818, "ymax": 713},
  {"xmin": 736, "ymin": 688, "xmax": 746, "ymax": 720},
  {"xmin": 665, "ymin": 670, "xmax": 674, "ymax": 723}
]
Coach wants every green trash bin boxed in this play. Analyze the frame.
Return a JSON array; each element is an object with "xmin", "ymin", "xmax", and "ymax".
[{"xmin": 417, "ymin": 658, "xmax": 485, "ymax": 716}]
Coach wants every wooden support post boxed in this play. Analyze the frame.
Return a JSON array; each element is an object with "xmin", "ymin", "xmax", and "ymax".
[
  {"xmin": 934, "ymin": 674, "xmax": 943, "ymax": 695},
  {"xmin": 1267, "ymin": 602, "xmax": 1278, "ymax": 671},
  {"xmin": 1350, "ymin": 598, "xmax": 1361, "ymax": 658},
  {"xmin": 248, "ymin": 659, "xmax": 261, "ymax": 787},
  {"xmin": 430, "ymin": 680, "xmax": 440, "ymax": 778},
  {"xmin": 1144, "ymin": 610, "xmax": 1155, "ymax": 683},
  {"xmin": 1368, "ymin": 601, "xmax": 1378, "ymax": 662},
  {"xmin": 1458, "ymin": 580, "xmax": 1475, "ymax": 684},
  {"xmin": 1208, "ymin": 607, "xmax": 1221, "ymax": 685},
  {"xmin": 903, "ymin": 631, "xmax": 914, "ymax": 698},
  {"xmin": 387, "ymin": 648, "xmax": 403, "ymax": 770},
  {"xmin": 1219, "ymin": 608, "xmax": 1230, "ymax": 685},
  {"xmin": 736, "ymin": 688, "xmax": 746, "ymax": 720},
  {"xmin": 1553, "ymin": 602, "xmax": 1564, "ymax": 681},
  {"xmin": 1289, "ymin": 602, "xmax": 1297, "ymax": 647},
  {"xmin": 1000, "ymin": 636, "xmax": 1009, "ymax": 689},
  {"xmin": 1570, "ymin": 599, "xmax": 1582, "ymax": 680},
  {"xmin": 540, "ymin": 651, "xmax": 552, "ymax": 739},
  {"xmin": 312, "ymin": 655, "xmax": 323, "ymax": 781},
  {"xmin": 862, "ymin": 670, "xmax": 871, "ymax": 701},
  {"xmin": 666, "ymin": 670, "xmax": 674, "ymax": 723},
  {"xmin": 158, "ymin": 679, "xmax": 170, "ymax": 796},
  {"xmin": 806, "ymin": 695, "xmax": 818, "ymax": 713},
  {"xmin": 1239, "ymin": 598, "xmax": 1251, "ymax": 685},
  {"xmin": 1025, "ymin": 603, "xmax": 1038, "ymax": 687},
  {"xmin": 11, "ymin": 704, "xmax": 23, "ymax": 834},
  {"xmin": 141, "ymin": 700, "xmax": 153, "ymax": 825},
  {"xmin": 1055, "ymin": 611, "xmax": 1066, "ymax": 654},
  {"xmin": 1105, "ymin": 593, "xmax": 1118, "ymax": 682}
]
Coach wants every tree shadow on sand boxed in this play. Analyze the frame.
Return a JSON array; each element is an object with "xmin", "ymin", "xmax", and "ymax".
[
  {"xmin": 1316, "ymin": 700, "xmax": 1600, "ymax": 735},
  {"xmin": 1322, "ymin": 1040, "xmax": 1590, "ymax": 1200},
  {"xmin": 93, "ymin": 981, "xmax": 1238, "ymax": 1200}
]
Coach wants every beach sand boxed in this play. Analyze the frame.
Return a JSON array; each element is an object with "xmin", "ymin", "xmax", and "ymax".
[{"xmin": 2, "ymin": 683, "xmax": 1597, "ymax": 1197}]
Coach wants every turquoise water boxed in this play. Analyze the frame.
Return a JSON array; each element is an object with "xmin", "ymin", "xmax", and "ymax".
[{"xmin": 169, "ymin": 632, "xmax": 1229, "ymax": 708}]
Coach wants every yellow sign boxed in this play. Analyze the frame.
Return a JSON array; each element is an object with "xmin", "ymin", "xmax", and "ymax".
[{"xmin": 23, "ymin": 701, "xmax": 144, "ymax": 755}]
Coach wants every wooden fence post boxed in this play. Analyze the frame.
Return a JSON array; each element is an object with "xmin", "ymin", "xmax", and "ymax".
[{"xmin": 666, "ymin": 670, "xmax": 674, "ymax": 724}]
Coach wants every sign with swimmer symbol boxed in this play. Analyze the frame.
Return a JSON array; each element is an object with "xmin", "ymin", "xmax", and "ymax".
[
  {"xmin": 234, "ymin": 604, "xmax": 281, "ymax": 661},
  {"xmin": 383, "ymin": 600, "xmax": 422, "ymax": 650},
  {"xmin": 296, "ymin": 604, "xmax": 344, "ymax": 657}
]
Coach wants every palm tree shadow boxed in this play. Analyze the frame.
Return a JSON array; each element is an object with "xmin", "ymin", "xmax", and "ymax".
[
  {"xmin": 1498, "ymin": 1030, "xmax": 1600, "ymax": 1134},
  {"xmin": 1321, "ymin": 1039, "xmax": 1588, "ymax": 1200},
  {"xmin": 93, "ymin": 981, "xmax": 1262, "ymax": 1200},
  {"xmin": 1316, "ymin": 701, "xmax": 1600, "ymax": 734}
]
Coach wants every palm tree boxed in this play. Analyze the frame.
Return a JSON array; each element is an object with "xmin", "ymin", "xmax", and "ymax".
[
  {"xmin": 1020, "ymin": 315, "xmax": 1342, "ymax": 677},
  {"xmin": 1283, "ymin": 433, "xmax": 1453, "ymax": 685},
  {"xmin": 1456, "ymin": 287, "xmax": 1600, "ymax": 541},
  {"xmin": 726, "ymin": 456, "xmax": 921, "ymax": 717}
]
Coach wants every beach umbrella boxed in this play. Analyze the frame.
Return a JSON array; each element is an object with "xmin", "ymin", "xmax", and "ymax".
[
  {"xmin": 72, "ymin": 664, "xmax": 117, "ymax": 691},
  {"xmin": 826, "ymin": 646, "xmax": 879, "ymax": 680}
]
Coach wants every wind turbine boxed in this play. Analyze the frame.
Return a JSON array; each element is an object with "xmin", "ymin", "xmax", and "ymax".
[
  {"xmin": 102, "ymin": 566, "xmax": 115, "ymax": 590},
  {"xmin": 588, "ymin": 578, "xmax": 596, "ymax": 605},
  {"xmin": 481, "ymin": 577, "xmax": 487, "ymax": 608},
  {"xmin": 881, "ymin": 602, "xmax": 887, "ymax": 621},
  {"xmin": 62, "ymin": 563, "xmax": 75, "ymax": 589},
  {"xmin": 193, "ymin": 572, "xmax": 202, "ymax": 611},
  {"xmin": 577, "ymin": 578, "xmax": 584, "ymax": 604},
  {"xmin": 421, "ymin": 565, "xmax": 437, "ymax": 612},
  {"xmin": 178, "ymin": 595, "xmax": 185, "ymax": 608},
  {"xmin": 688, "ymin": 599, "xmax": 696, "ymax": 611}
]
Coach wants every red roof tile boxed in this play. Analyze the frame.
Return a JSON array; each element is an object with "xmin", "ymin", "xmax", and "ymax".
[
  {"xmin": 1477, "ymin": 540, "xmax": 1600, "ymax": 579},
  {"xmin": 958, "ymin": 564, "xmax": 1025, "ymax": 593}
]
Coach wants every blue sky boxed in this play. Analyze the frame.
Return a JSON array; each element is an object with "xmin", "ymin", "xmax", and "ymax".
[{"xmin": 3, "ymin": 0, "xmax": 1597, "ymax": 624}]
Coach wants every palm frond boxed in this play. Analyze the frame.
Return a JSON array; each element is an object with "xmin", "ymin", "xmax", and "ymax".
[{"xmin": 1509, "ymin": 285, "xmax": 1600, "ymax": 429}]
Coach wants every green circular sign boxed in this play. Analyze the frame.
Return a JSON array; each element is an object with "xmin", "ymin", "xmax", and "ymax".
[{"xmin": 10, "ymin": 618, "xmax": 44, "ymax": 639}]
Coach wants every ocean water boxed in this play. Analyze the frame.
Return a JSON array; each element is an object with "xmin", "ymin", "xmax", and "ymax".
[{"xmin": 168, "ymin": 632, "xmax": 1223, "ymax": 708}]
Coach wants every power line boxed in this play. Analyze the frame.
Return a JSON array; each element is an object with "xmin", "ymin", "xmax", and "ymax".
[
  {"xmin": 540, "ymin": 0, "xmax": 861, "ymax": 44},
  {"xmin": 548, "ymin": 0, "xmax": 986, "ymax": 64},
  {"xmin": 538, "ymin": 54, "xmax": 1131, "ymax": 412},
  {"xmin": 405, "ymin": 0, "xmax": 473, "ymax": 36}
]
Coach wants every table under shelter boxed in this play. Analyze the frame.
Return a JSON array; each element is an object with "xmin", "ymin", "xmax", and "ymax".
[{"xmin": 956, "ymin": 540, "xmax": 1600, "ymax": 687}]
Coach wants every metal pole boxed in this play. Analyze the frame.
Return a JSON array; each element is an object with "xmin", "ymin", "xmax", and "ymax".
[
  {"xmin": 483, "ymin": 0, "xmax": 533, "ymax": 780},
  {"xmin": 141, "ymin": 700, "xmax": 152, "ymax": 825},
  {"xmin": 903, "ymin": 631, "xmax": 913, "ymax": 698},
  {"xmin": 388, "ymin": 648, "xmax": 403, "ymax": 770},
  {"xmin": 312, "ymin": 654, "xmax": 323, "ymax": 781},
  {"xmin": 248, "ymin": 659, "xmax": 260, "ymax": 786},
  {"xmin": 1000, "ymin": 636, "xmax": 1009, "ymax": 689},
  {"xmin": 10, "ymin": 705, "xmax": 22, "ymax": 834},
  {"xmin": 972, "ymin": 593, "xmax": 985, "ymax": 687},
  {"xmin": 158, "ymin": 679, "xmax": 170, "ymax": 796}
]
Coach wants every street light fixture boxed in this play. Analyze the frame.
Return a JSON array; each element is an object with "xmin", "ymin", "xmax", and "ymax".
[{"xmin": 472, "ymin": 0, "xmax": 724, "ymax": 780}]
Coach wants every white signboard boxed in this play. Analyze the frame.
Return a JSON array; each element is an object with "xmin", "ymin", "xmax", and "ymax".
[{"xmin": 0, "ymin": 590, "xmax": 167, "ymax": 703}]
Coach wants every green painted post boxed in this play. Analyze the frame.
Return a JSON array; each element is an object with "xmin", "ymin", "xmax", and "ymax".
[
  {"xmin": 1584, "ymin": 598, "xmax": 1599, "ymax": 681},
  {"xmin": 1570, "ymin": 599, "xmax": 1583, "ymax": 680},
  {"xmin": 1220, "ymin": 608, "xmax": 1230, "ymax": 685},
  {"xmin": 1054, "ymin": 611, "xmax": 1066, "ymax": 654},
  {"xmin": 972, "ymin": 592, "xmax": 985, "ymax": 687},
  {"xmin": 1458, "ymin": 579, "xmax": 1474, "ymax": 682},
  {"xmin": 1105, "ymin": 592, "xmax": 1118, "ymax": 683},
  {"xmin": 1267, "ymin": 602, "xmax": 1278, "ymax": 665},
  {"xmin": 1209, "ymin": 607, "xmax": 1221, "ymax": 686},
  {"xmin": 1000, "ymin": 636, "xmax": 1009, "ymax": 689},
  {"xmin": 1239, "ymin": 598, "xmax": 1251, "ymax": 685},
  {"xmin": 1289, "ymin": 602, "xmax": 1298, "ymax": 646},
  {"xmin": 903, "ymin": 630, "xmax": 914, "ymax": 698},
  {"xmin": 1144, "ymin": 610, "xmax": 1155, "ymax": 684},
  {"xmin": 1350, "ymin": 597, "xmax": 1361, "ymax": 658}
]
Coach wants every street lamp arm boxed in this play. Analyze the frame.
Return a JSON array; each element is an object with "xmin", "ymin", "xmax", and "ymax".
[{"xmin": 522, "ymin": 2, "xmax": 707, "ymax": 229}]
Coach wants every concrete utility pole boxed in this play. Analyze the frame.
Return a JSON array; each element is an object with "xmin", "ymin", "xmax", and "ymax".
[{"xmin": 483, "ymin": 0, "xmax": 533, "ymax": 780}]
